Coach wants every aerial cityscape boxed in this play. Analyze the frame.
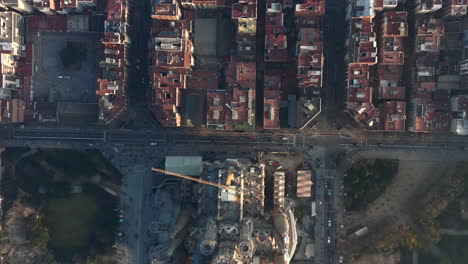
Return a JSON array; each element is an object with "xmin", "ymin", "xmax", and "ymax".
[{"xmin": 0, "ymin": 0, "xmax": 465, "ymax": 263}]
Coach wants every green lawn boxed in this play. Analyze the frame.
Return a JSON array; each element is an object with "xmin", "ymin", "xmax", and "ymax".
[{"xmin": 47, "ymin": 194, "xmax": 98, "ymax": 249}]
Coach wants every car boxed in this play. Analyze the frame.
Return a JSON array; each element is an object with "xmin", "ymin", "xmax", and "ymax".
[
  {"xmin": 282, "ymin": 137, "xmax": 288, "ymax": 140},
  {"xmin": 328, "ymin": 220, "xmax": 332, "ymax": 227},
  {"xmin": 327, "ymin": 237, "xmax": 331, "ymax": 244},
  {"xmin": 64, "ymin": 75, "xmax": 71, "ymax": 79},
  {"xmin": 57, "ymin": 75, "xmax": 63, "ymax": 79},
  {"xmin": 250, "ymin": 136, "xmax": 257, "ymax": 139}
]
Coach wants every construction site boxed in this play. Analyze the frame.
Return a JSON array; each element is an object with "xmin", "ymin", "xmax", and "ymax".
[{"xmin": 149, "ymin": 153, "xmax": 314, "ymax": 264}]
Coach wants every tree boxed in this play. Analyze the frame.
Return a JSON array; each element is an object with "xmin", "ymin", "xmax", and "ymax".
[
  {"xmin": 30, "ymin": 218, "xmax": 51, "ymax": 249},
  {"xmin": 60, "ymin": 42, "xmax": 87, "ymax": 69}
]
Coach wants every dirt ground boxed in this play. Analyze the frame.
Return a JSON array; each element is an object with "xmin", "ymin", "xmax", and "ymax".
[
  {"xmin": 345, "ymin": 159, "xmax": 458, "ymax": 229},
  {"xmin": 339, "ymin": 149, "xmax": 468, "ymax": 263}
]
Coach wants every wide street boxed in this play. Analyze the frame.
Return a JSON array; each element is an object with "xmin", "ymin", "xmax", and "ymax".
[{"xmin": 4, "ymin": 126, "xmax": 468, "ymax": 151}]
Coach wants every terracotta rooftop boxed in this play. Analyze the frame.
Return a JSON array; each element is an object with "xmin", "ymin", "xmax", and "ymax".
[
  {"xmin": 235, "ymin": 62, "xmax": 256, "ymax": 82},
  {"xmin": 26, "ymin": 15, "xmax": 67, "ymax": 38},
  {"xmin": 381, "ymin": 37, "xmax": 404, "ymax": 65},
  {"xmin": 298, "ymin": 27, "xmax": 321, "ymax": 50},
  {"xmin": 264, "ymin": 74, "xmax": 281, "ymax": 90},
  {"xmin": 298, "ymin": 53, "xmax": 322, "ymax": 68},
  {"xmin": 152, "ymin": 0, "xmax": 181, "ymax": 19},
  {"xmin": 105, "ymin": 0, "xmax": 124, "ymax": 22},
  {"xmin": 347, "ymin": 102, "xmax": 380, "ymax": 128},
  {"xmin": 265, "ymin": 33, "xmax": 287, "ymax": 49},
  {"xmin": 413, "ymin": 96, "xmax": 451, "ymax": 132},
  {"xmin": 416, "ymin": 35, "xmax": 441, "ymax": 52},
  {"xmin": 348, "ymin": 63, "xmax": 371, "ymax": 103},
  {"xmin": 417, "ymin": 18, "xmax": 444, "ymax": 35},
  {"xmin": 266, "ymin": 12, "xmax": 283, "ymax": 26},
  {"xmin": 153, "ymin": 50, "xmax": 193, "ymax": 68},
  {"xmin": 349, "ymin": 17, "xmax": 377, "ymax": 64},
  {"xmin": 294, "ymin": 0, "xmax": 325, "ymax": 17},
  {"xmin": 380, "ymin": 101, "xmax": 406, "ymax": 131},
  {"xmin": 152, "ymin": 67, "xmax": 187, "ymax": 90},
  {"xmin": 373, "ymin": 0, "xmax": 399, "ymax": 10},
  {"xmin": 187, "ymin": 70, "xmax": 219, "ymax": 90},
  {"xmin": 382, "ymin": 11, "xmax": 408, "ymax": 37},
  {"xmin": 232, "ymin": 3, "xmax": 257, "ymax": 19}
]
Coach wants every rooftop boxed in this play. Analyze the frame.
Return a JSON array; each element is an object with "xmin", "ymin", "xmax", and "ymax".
[
  {"xmin": 347, "ymin": 102, "xmax": 380, "ymax": 129},
  {"xmin": 416, "ymin": 35, "xmax": 441, "ymax": 52},
  {"xmin": 382, "ymin": 11, "xmax": 408, "ymax": 37},
  {"xmin": 264, "ymin": 74, "xmax": 281, "ymax": 90},
  {"xmin": 417, "ymin": 18, "xmax": 444, "ymax": 35},
  {"xmin": 237, "ymin": 18, "xmax": 257, "ymax": 34},
  {"xmin": 379, "ymin": 101, "xmax": 406, "ymax": 131},
  {"xmin": 349, "ymin": 17, "xmax": 377, "ymax": 64},
  {"xmin": 232, "ymin": 3, "xmax": 257, "ymax": 19},
  {"xmin": 373, "ymin": 0, "xmax": 399, "ymax": 10},
  {"xmin": 446, "ymin": 0, "xmax": 468, "ymax": 16},
  {"xmin": 381, "ymin": 37, "xmax": 404, "ymax": 65},
  {"xmin": 415, "ymin": 0, "xmax": 442, "ymax": 13},
  {"xmin": 348, "ymin": 63, "xmax": 371, "ymax": 103},
  {"xmin": 105, "ymin": 0, "xmax": 124, "ymax": 22},
  {"xmin": 412, "ymin": 96, "xmax": 451, "ymax": 132},
  {"xmin": 297, "ymin": 27, "xmax": 322, "ymax": 57},
  {"xmin": 187, "ymin": 70, "xmax": 218, "ymax": 90},
  {"xmin": 294, "ymin": 0, "xmax": 326, "ymax": 17},
  {"xmin": 152, "ymin": 0, "xmax": 181, "ymax": 20},
  {"xmin": 266, "ymin": 12, "xmax": 283, "ymax": 26},
  {"xmin": 264, "ymin": 89, "xmax": 280, "ymax": 129}
]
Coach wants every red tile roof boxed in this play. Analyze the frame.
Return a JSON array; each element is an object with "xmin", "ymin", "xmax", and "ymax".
[
  {"xmin": 381, "ymin": 37, "xmax": 404, "ymax": 65},
  {"xmin": 187, "ymin": 70, "xmax": 218, "ymax": 90},
  {"xmin": 266, "ymin": 33, "xmax": 287, "ymax": 49},
  {"xmin": 266, "ymin": 12, "xmax": 283, "ymax": 26},
  {"xmin": 349, "ymin": 17, "xmax": 377, "ymax": 64},
  {"xmin": 347, "ymin": 63, "xmax": 371, "ymax": 103},
  {"xmin": 380, "ymin": 101, "xmax": 406, "ymax": 131},
  {"xmin": 26, "ymin": 15, "xmax": 67, "ymax": 38},
  {"xmin": 416, "ymin": 35, "xmax": 441, "ymax": 52},
  {"xmin": 152, "ymin": 0, "xmax": 181, "ymax": 20},
  {"xmin": 417, "ymin": 18, "xmax": 444, "ymax": 35},
  {"xmin": 232, "ymin": 3, "xmax": 257, "ymax": 19},
  {"xmin": 382, "ymin": 11, "xmax": 408, "ymax": 37},
  {"xmin": 294, "ymin": 0, "xmax": 325, "ymax": 17},
  {"xmin": 264, "ymin": 74, "xmax": 281, "ymax": 90},
  {"xmin": 105, "ymin": 0, "xmax": 124, "ymax": 22},
  {"xmin": 152, "ymin": 67, "xmax": 187, "ymax": 89}
]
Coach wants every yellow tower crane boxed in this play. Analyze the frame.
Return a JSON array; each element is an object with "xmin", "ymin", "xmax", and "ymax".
[{"xmin": 151, "ymin": 168, "xmax": 238, "ymax": 192}]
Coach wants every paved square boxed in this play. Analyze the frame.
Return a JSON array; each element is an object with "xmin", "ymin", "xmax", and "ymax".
[{"xmin": 32, "ymin": 31, "xmax": 100, "ymax": 103}]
